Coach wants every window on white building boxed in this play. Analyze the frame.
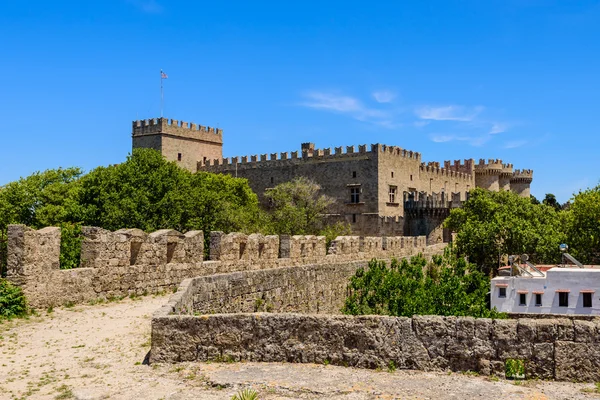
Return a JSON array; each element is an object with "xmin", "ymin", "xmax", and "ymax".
[
  {"xmin": 559, "ymin": 292, "xmax": 569, "ymax": 307},
  {"xmin": 499, "ymin": 287, "xmax": 506, "ymax": 298},
  {"xmin": 519, "ymin": 293, "xmax": 527, "ymax": 306},
  {"xmin": 583, "ymin": 292, "xmax": 593, "ymax": 308},
  {"xmin": 535, "ymin": 294, "xmax": 542, "ymax": 306}
]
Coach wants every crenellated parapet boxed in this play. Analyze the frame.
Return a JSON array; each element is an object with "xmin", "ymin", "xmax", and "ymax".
[
  {"xmin": 443, "ymin": 159, "xmax": 475, "ymax": 175},
  {"xmin": 511, "ymin": 169, "xmax": 534, "ymax": 183},
  {"xmin": 419, "ymin": 161, "xmax": 473, "ymax": 181},
  {"xmin": 474, "ymin": 158, "xmax": 504, "ymax": 175},
  {"xmin": 6, "ymin": 224, "xmax": 444, "ymax": 308},
  {"xmin": 403, "ymin": 191, "xmax": 463, "ymax": 214},
  {"xmin": 132, "ymin": 117, "xmax": 223, "ymax": 137},
  {"xmin": 198, "ymin": 142, "xmax": 421, "ymax": 171}
]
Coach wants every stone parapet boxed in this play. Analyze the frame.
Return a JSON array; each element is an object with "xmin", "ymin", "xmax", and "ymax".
[
  {"xmin": 151, "ymin": 261, "xmax": 600, "ymax": 381},
  {"xmin": 6, "ymin": 225, "xmax": 441, "ymax": 309}
]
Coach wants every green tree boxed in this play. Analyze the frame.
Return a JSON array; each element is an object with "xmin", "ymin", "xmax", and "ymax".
[
  {"xmin": 568, "ymin": 185, "xmax": 600, "ymax": 264},
  {"xmin": 342, "ymin": 248, "xmax": 503, "ymax": 318},
  {"xmin": 445, "ymin": 188, "xmax": 565, "ymax": 275},
  {"xmin": 264, "ymin": 177, "xmax": 336, "ymax": 235},
  {"xmin": 542, "ymin": 193, "xmax": 562, "ymax": 211}
]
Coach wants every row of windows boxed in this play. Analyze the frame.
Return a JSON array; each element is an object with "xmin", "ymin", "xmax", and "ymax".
[{"xmin": 498, "ymin": 287, "xmax": 593, "ymax": 307}]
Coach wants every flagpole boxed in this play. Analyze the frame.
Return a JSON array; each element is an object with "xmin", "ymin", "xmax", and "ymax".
[{"xmin": 160, "ymin": 69, "xmax": 164, "ymax": 118}]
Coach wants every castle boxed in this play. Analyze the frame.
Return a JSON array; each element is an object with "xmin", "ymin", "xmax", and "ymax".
[{"xmin": 132, "ymin": 117, "xmax": 533, "ymax": 242}]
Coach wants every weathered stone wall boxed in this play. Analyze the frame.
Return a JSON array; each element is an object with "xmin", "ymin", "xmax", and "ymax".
[
  {"xmin": 6, "ymin": 224, "xmax": 438, "ymax": 309},
  {"xmin": 152, "ymin": 293, "xmax": 600, "ymax": 381},
  {"xmin": 150, "ymin": 235, "xmax": 600, "ymax": 381}
]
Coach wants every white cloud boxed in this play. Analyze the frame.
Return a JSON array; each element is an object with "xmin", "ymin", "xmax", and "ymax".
[
  {"xmin": 372, "ymin": 90, "xmax": 396, "ymax": 103},
  {"xmin": 415, "ymin": 105, "xmax": 484, "ymax": 122},
  {"xmin": 490, "ymin": 122, "xmax": 508, "ymax": 134},
  {"xmin": 503, "ymin": 140, "xmax": 528, "ymax": 149},
  {"xmin": 430, "ymin": 133, "xmax": 490, "ymax": 147},
  {"xmin": 413, "ymin": 120, "xmax": 430, "ymax": 128},
  {"xmin": 300, "ymin": 91, "xmax": 390, "ymax": 124},
  {"xmin": 127, "ymin": 0, "xmax": 163, "ymax": 13}
]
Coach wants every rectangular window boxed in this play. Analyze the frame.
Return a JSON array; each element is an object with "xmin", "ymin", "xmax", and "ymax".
[
  {"xmin": 352, "ymin": 214, "xmax": 356, "ymax": 223},
  {"xmin": 583, "ymin": 292, "xmax": 593, "ymax": 308},
  {"xmin": 499, "ymin": 287, "xmax": 506, "ymax": 298},
  {"xmin": 559, "ymin": 292, "xmax": 569, "ymax": 307},
  {"xmin": 389, "ymin": 186, "xmax": 397, "ymax": 203},
  {"xmin": 410, "ymin": 174, "xmax": 413, "ymax": 181},
  {"xmin": 352, "ymin": 171, "xmax": 357, "ymax": 178},
  {"xmin": 350, "ymin": 187, "xmax": 360, "ymax": 203},
  {"xmin": 535, "ymin": 294, "xmax": 542, "ymax": 306},
  {"xmin": 519, "ymin": 293, "xmax": 527, "ymax": 306},
  {"xmin": 177, "ymin": 153, "xmax": 182, "ymax": 161}
]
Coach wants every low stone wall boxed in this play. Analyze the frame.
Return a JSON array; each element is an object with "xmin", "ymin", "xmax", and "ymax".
[
  {"xmin": 152, "ymin": 309, "xmax": 600, "ymax": 381},
  {"xmin": 151, "ymin": 247, "xmax": 600, "ymax": 381},
  {"xmin": 6, "ymin": 224, "xmax": 440, "ymax": 308}
]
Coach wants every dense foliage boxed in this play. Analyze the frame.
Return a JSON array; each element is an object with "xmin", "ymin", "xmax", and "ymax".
[
  {"xmin": 0, "ymin": 149, "xmax": 262, "ymax": 274},
  {"xmin": 445, "ymin": 188, "xmax": 567, "ymax": 275},
  {"xmin": 568, "ymin": 186, "xmax": 600, "ymax": 264},
  {"xmin": 342, "ymin": 249, "xmax": 503, "ymax": 318},
  {"xmin": 0, "ymin": 279, "xmax": 28, "ymax": 319}
]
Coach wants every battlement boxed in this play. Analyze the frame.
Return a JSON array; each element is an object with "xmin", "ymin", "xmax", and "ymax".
[
  {"xmin": 443, "ymin": 159, "xmax": 474, "ymax": 174},
  {"xmin": 500, "ymin": 163, "xmax": 514, "ymax": 176},
  {"xmin": 404, "ymin": 191, "xmax": 463, "ymax": 211},
  {"xmin": 132, "ymin": 117, "xmax": 223, "ymax": 137},
  {"xmin": 511, "ymin": 169, "xmax": 534, "ymax": 182},
  {"xmin": 419, "ymin": 162, "xmax": 473, "ymax": 181},
  {"xmin": 474, "ymin": 158, "xmax": 505, "ymax": 175},
  {"xmin": 198, "ymin": 142, "xmax": 422, "ymax": 170}
]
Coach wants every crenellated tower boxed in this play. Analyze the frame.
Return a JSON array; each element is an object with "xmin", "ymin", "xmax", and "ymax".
[
  {"xmin": 474, "ymin": 159, "xmax": 504, "ymax": 191},
  {"xmin": 510, "ymin": 169, "xmax": 533, "ymax": 197},
  {"xmin": 132, "ymin": 117, "xmax": 223, "ymax": 172},
  {"xmin": 499, "ymin": 163, "xmax": 514, "ymax": 191}
]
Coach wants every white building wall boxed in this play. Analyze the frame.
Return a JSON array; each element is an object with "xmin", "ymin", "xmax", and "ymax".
[{"xmin": 491, "ymin": 268, "xmax": 600, "ymax": 315}]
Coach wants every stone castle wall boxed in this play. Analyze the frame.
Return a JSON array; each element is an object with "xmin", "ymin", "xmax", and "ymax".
[
  {"xmin": 6, "ymin": 224, "xmax": 436, "ymax": 309},
  {"xmin": 152, "ymin": 250, "xmax": 600, "ymax": 381}
]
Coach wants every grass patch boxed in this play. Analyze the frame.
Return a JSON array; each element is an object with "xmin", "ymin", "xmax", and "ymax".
[{"xmin": 55, "ymin": 384, "xmax": 74, "ymax": 399}]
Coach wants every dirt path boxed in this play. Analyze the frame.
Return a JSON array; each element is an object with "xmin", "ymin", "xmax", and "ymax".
[{"xmin": 0, "ymin": 295, "xmax": 599, "ymax": 400}]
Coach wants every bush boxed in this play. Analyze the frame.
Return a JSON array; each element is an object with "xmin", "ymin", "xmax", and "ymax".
[
  {"xmin": 342, "ymin": 247, "xmax": 505, "ymax": 319},
  {"xmin": 0, "ymin": 278, "xmax": 28, "ymax": 319},
  {"xmin": 60, "ymin": 222, "xmax": 83, "ymax": 269}
]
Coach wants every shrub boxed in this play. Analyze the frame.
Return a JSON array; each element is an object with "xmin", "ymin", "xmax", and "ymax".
[
  {"xmin": 60, "ymin": 222, "xmax": 83, "ymax": 269},
  {"xmin": 342, "ymin": 247, "xmax": 505, "ymax": 319},
  {"xmin": 505, "ymin": 358, "xmax": 525, "ymax": 379},
  {"xmin": 0, "ymin": 278, "xmax": 28, "ymax": 319},
  {"xmin": 231, "ymin": 388, "xmax": 259, "ymax": 400}
]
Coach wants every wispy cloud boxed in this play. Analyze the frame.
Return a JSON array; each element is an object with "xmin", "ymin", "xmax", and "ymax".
[
  {"xmin": 372, "ymin": 90, "xmax": 396, "ymax": 103},
  {"xmin": 127, "ymin": 0, "xmax": 163, "ymax": 13},
  {"xmin": 300, "ymin": 91, "xmax": 391, "ymax": 124},
  {"xmin": 503, "ymin": 140, "xmax": 528, "ymax": 149},
  {"xmin": 490, "ymin": 122, "xmax": 508, "ymax": 134},
  {"xmin": 415, "ymin": 105, "xmax": 484, "ymax": 122},
  {"xmin": 430, "ymin": 133, "xmax": 490, "ymax": 147}
]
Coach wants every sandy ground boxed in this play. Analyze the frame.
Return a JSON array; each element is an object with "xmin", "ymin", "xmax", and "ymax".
[{"xmin": 1, "ymin": 296, "xmax": 599, "ymax": 400}]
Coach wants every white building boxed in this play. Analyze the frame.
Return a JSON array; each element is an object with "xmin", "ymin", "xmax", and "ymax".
[{"xmin": 491, "ymin": 267, "xmax": 600, "ymax": 315}]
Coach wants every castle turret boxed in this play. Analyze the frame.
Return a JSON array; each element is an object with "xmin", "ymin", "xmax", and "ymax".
[
  {"xmin": 132, "ymin": 117, "xmax": 223, "ymax": 172},
  {"xmin": 474, "ymin": 159, "xmax": 504, "ymax": 191},
  {"xmin": 499, "ymin": 163, "xmax": 514, "ymax": 191},
  {"xmin": 510, "ymin": 169, "xmax": 533, "ymax": 198}
]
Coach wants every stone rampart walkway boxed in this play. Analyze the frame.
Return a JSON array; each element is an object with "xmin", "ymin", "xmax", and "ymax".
[{"xmin": 0, "ymin": 295, "xmax": 596, "ymax": 399}]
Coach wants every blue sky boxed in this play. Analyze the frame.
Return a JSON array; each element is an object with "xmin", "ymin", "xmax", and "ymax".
[{"xmin": 2, "ymin": 0, "xmax": 599, "ymax": 202}]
